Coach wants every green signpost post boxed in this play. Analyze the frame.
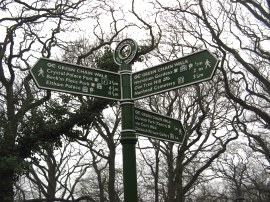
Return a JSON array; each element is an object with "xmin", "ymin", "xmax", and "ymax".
[
  {"xmin": 114, "ymin": 38, "xmax": 138, "ymax": 202},
  {"xmin": 30, "ymin": 38, "xmax": 218, "ymax": 202}
]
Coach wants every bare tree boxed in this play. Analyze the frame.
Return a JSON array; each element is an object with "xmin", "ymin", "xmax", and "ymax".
[
  {"xmin": 0, "ymin": 1, "xmax": 122, "ymax": 201},
  {"xmin": 154, "ymin": 0, "xmax": 270, "ymax": 162},
  {"xmin": 132, "ymin": 0, "xmax": 270, "ymax": 200},
  {"xmin": 72, "ymin": 106, "xmax": 122, "ymax": 202},
  {"xmin": 0, "ymin": 1, "xmax": 90, "ymax": 200},
  {"xmin": 212, "ymin": 141, "xmax": 270, "ymax": 202},
  {"xmin": 0, "ymin": 0, "xmax": 163, "ymax": 201},
  {"xmin": 134, "ymin": 72, "xmax": 236, "ymax": 201},
  {"xmin": 137, "ymin": 140, "xmax": 163, "ymax": 202},
  {"xmin": 17, "ymin": 138, "xmax": 93, "ymax": 202}
]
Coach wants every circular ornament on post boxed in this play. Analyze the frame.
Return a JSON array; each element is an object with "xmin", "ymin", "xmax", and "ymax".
[{"xmin": 114, "ymin": 38, "xmax": 138, "ymax": 65}]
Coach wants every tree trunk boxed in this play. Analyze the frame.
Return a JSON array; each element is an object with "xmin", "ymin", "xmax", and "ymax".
[
  {"xmin": 176, "ymin": 143, "xmax": 186, "ymax": 202},
  {"xmin": 176, "ymin": 164, "xmax": 185, "ymax": 202},
  {"xmin": 0, "ymin": 139, "xmax": 14, "ymax": 202},
  {"xmin": 0, "ymin": 99, "xmax": 17, "ymax": 202},
  {"xmin": 46, "ymin": 148, "xmax": 57, "ymax": 200},
  {"xmin": 165, "ymin": 144, "xmax": 176, "ymax": 202},
  {"xmin": 108, "ymin": 147, "xmax": 117, "ymax": 202},
  {"xmin": 0, "ymin": 167, "xmax": 14, "ymax": 202}
]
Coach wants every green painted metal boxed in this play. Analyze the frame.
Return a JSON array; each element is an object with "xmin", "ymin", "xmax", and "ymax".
[
  {"xmin": 134, "ymin": 107, "xmax": 185, "ymax": 143},
  {"xmin": 117, "ymin": 39, "xmax": 138, "ymax": 202},
  {"xmin": 132, "ymin": 49, "xmax": 218, "ymax": 99},
  {"xmin": 114, "ymin": 38, "xmax": 138, "ymax": 65},
  {"xmin": 30, "ymin": 58, "xmax": 121, "ymax": 100}
]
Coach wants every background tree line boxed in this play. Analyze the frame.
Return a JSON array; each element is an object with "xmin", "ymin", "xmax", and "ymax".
[{"xmin": 0, "ymin": 0, "xmax": 269, "ymax": 201}]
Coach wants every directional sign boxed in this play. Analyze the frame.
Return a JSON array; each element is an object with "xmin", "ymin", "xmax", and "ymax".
[
  {"xmin": 134, "ymin": 107, "xmax": 185, "ymax": 143},
  {"xmin": 31, "ymin": 58, "xmax": 121, "ymax": 100},
  {"xmin": 132, "ymin": 49, "xmax": 218, "ymax": 99}
]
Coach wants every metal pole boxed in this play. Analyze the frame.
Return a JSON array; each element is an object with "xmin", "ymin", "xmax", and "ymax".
[
  {"xmin": 120, "ymin": 62, "xmax": 138, "ymax": 202},
  {"xmin": 114, "ymin": 39, "xmax": 138, "ymax": 202}
]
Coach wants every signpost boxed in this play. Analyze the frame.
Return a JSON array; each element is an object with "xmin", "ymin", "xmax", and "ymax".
[
  {"xmin": 31, "ymin": 58, "xmax": 121, "ymax": 100},
  {"xmin": 132, "ymin": 49, "xmax": 218, "ymax": 99},
  {"xmin": 30, "ymin": 39, "xmax": 218, "ymax": 202},
  {"xmin": 114, "ymin": 39, "xmax": 139, "ymax": 202},
  {"xmin": 134, "ymin": 107, "xmax": 185, "ymax": 143}
]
